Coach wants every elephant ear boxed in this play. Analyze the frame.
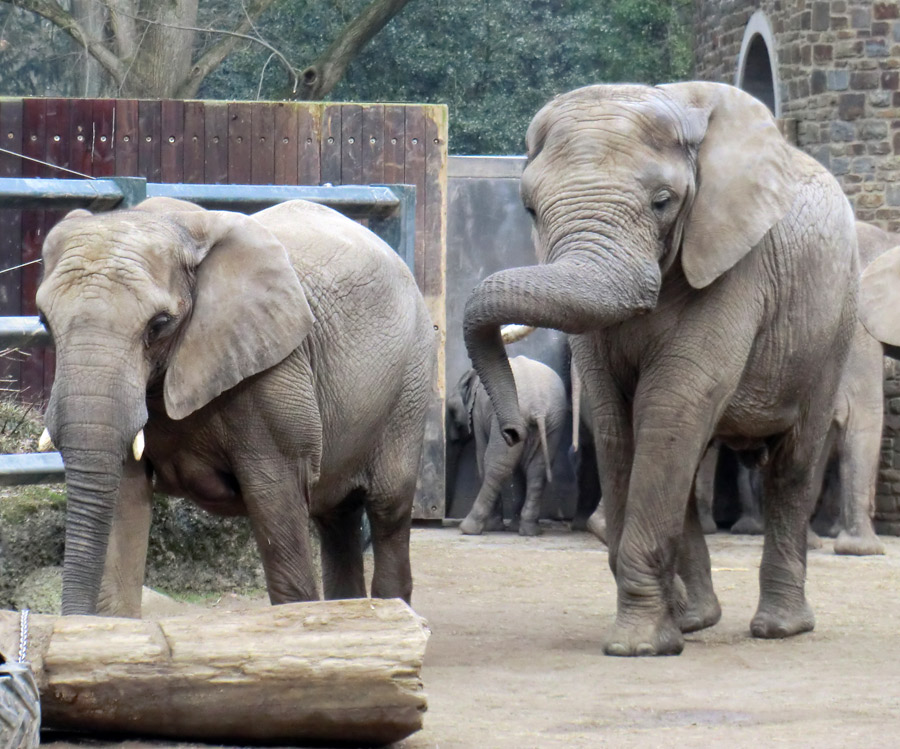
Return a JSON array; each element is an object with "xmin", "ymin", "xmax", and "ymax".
[
  {"xmin": 859, "ymin": 245, "xmax": 900, "ymax": 347},
  {"xmin": 164, "ymin": 210, "xmax": 315, "ymax": 420},
  {"xmin": 457, "ymin": 369, "xmax": 480, "ymax": 435},
  {"xmin": 659, "ymin": 82, "xmax": 799, "ymax": 289}
]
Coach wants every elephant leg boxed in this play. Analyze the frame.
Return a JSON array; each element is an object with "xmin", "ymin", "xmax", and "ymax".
[
  {"xmin": 366, "ymin": 481, "xmax": 415, "ymax": 603},
  {"xmin": 693, "ymin": 441, "xmax": 719, "ymax": 535},
  {"xmin": 677, "ymin": 481, "xmax": 721, "ymax": 633},
  {"xmin": 241, "ymin": 459, "xmax": 319, "ymax": 604},
  {"xmin": 97, "ymin": 457, "xmax": 153, "ymax": 618},
  {"xmin": 316, "ymin": 496, "xmax": 367, "ymax": 600},
  {"xmin": 460, "ymin": 424, "xmax": 523, "ymax": 535},
  {"xmin": 750, "ymin": 419, "xmax": 831, "ymax": 639},
  {"xmin": 833, "ymin": 400, "xmax": 885, "ymax": 556},
  {"xmin": 571, "ymin": 426, "xmax": 601, "ymax": 531},
  {"xmin": 604, "ymin": 397, "xmax": 718, "ymax": 657},
  {"xmin": 519, "ymin": 456, "xmax": 546, "ymax": 537}
]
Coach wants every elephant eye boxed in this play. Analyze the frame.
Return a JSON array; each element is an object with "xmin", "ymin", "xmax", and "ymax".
[
  {"xmin": 523, "ymin": 204, "xmax": 537, "ymax": 220},
  {"xmin": 145, "ymin": 312, "xmax": 174, "ymax": 345},
  {"xmin": 651, "ymin": 192, "xmax": 673, "ymax": 213}
]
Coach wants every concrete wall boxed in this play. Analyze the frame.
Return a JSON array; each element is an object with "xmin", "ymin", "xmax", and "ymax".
[{"xmin": 445, "ymin": 156, "xmax": 578, "ymax": 521}]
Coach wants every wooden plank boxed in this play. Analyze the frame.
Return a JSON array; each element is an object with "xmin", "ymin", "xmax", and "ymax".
[
  {"xmin": 20, "ymin": 98, "xmax": 46, "ymax": 403},
  {"xmin": 361, "ymin": 104, "xmax": 385, "ymax": 185},
  {"xmin": 114, "ymin": 99, "xmax": 139, "ymax": 177},
  {"xmin": 137, "ymin": 100, "xmax": 161, "ymax": 181},
  {"xmin": 404, "ymin": 107, "xmax": 427, "ymax": 291},
  {"xmin": 203, "ymin": 102, "xmax": 228, "ymax": 184},
  {"xmin": 91, "ymin": 99, "xmax": 116, "ymax": 177},
  {"xmin": 320, "ymin": 105, "xmax": 341, "ymax": 185},
  {"xmin": 67, "ymin": 98, "xmax": 92, "ymax": 178},
  {"xmin": 340, "ymin": 104, "xmax": 363, "ymax": 185},
  {"xmin": 297, "ymin": 104, "xmax": 322, "ymax": 185},
  {"xmin": 227, "ymin": 102, "xmax": 253, "ymax": 185},
  {"xmin": 251, "ymin": 102, "xmax": 275, "ymax": 185},
  {"xmin": 0, "ymin": 100, "xmax": 24, "ymax": 390},
  {"xmin": 383, "ymin": 105, "xmax": 406, "ymax": 186},
  {"xmin": 423, "ymin": 105, "xmax": 448, "ymax": 300},
  {"xmin": 160, "ymin": 100, "xmax": 185, "ymax": 184},
  {"xmin": 183, "ymin": 101, "xmax": 205, "ymax": 184},
  {"xmin": 273, "ymin": 102, "xmax": 299, "ymax": 185}
]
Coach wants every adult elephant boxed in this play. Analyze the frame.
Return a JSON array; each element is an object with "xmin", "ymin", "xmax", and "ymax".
[
  {"xmin": 36, "ymin": 197, "xmax": 434, "ymax": 617},
  {"xmin": 463, "ymin": 82, "xmax": 859, "ymax": 656}
]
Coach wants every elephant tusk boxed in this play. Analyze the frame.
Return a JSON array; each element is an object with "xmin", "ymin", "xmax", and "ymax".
[
  {"xmin": 132, "ymin": 429, "xmax": 145, "ymax": 461},
  {"xmin": 500, "ymin": 324, "xmax": 536, "ymax": 345},
  {"xmin": 38, "ymin": 428, "xmax": 54, "ymax": 452}
]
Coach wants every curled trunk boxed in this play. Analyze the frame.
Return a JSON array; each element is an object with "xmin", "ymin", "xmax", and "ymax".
[{"xmin": 463, "ymin": 253, "xmax": 658, "ymax": 445}]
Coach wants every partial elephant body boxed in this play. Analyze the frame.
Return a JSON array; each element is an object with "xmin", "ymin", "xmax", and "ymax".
[
  {"xmin": 450, "ymin": 356, "xmax": 567, "ymax": 536},
  {"xmin": 37, "ymin": 198, "xmax": 434, "ymax": 616},
  {"xmin": 464, "ymin": 82, "xmax": 859, "ymax": 655}
]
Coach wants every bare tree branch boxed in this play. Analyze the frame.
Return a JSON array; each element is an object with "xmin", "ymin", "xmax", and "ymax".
[
  {"xmin": 292, "ymin": 0, "xmax": 414, "ymax": 100},
  {"xmin": 3, "ymin": 0, "xmax": 130, "ymax": 87}
]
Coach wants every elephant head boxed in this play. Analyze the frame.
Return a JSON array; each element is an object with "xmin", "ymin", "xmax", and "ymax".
[
  {"xmin": 36, "ymin": 198, "xmax": 315, "ymax": 615},
  {"xmin": 446, "ymin": 369, "xmax": 479, "ymax": 443},
  {"xmin": 463, "ymin": 82, "xmax": 798, "ymax": 444}
]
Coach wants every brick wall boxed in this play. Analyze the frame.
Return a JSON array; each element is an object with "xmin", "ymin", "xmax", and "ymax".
[{"xmin": 695, "ymin": 0, "xmax": 900, "ymax": 530}]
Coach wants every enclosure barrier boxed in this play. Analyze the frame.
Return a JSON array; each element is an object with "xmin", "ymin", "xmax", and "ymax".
[{"xmin": 0, "ymin": 176, "xmax": 415, "ymax": 485}]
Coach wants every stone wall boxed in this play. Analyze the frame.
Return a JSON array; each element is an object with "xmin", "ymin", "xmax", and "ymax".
[{"xmin": 694, "ymin": 0, "xmax": 900, "ymax": 530}]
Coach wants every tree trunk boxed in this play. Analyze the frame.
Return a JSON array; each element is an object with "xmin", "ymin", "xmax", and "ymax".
[{"xmin": 0, "ymin": 599, "xmax": 429, "ymax": 744}]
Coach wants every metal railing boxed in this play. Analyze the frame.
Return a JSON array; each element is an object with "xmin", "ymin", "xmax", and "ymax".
[{"xmin": 0, "ymin": 176, "xmax": 416, "ymax": 485}]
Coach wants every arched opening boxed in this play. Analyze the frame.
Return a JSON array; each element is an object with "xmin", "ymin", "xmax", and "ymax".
[
  {"xmin": 741, "ymin": 35, "xmax": 776, "ymax": 114},
  {"xmin": 735, "ymin": 10, "xmax": 781, "ymax": 118}
]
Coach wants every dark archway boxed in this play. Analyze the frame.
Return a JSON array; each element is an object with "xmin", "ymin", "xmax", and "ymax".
[{"xmin": 741, "ymin": 34, "xmax": 777, "ymax": 114}]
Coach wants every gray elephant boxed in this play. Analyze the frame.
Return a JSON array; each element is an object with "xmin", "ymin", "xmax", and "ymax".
[
  {"xmin": 36, "ymin": 197, "xmax": 434, "ymax": 617},
  {"xmin": 448, "ymin": 356, "xmax": 566, "ymax": 536},
  {"xmin": 463, "ymin": 82, "xmax": 860, "ymax": 656}
]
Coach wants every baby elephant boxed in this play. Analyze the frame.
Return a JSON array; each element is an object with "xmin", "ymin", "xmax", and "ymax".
[{"xmin": 449, "ymin": 356, "xmax": 566, "ymax": 536}]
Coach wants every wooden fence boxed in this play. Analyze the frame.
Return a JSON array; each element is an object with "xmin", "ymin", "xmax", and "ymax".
[{"xmin": 0, "ymin": 98, "xmax": 448, "ymax": 519}]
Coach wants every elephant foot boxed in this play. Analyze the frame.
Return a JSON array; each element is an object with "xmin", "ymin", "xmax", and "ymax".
[
  {"xmin": 459, "ymin": 516, "xmax": 484, "ymax": 535},
  {"xmin": 570, "ymin": 514, "xmax": 591, "ymax": 532},
  {"xmin": 586, "ymin": 510, "xmax": 607, "ymax": 544},
  {"xmin": 680, "ymin": 592, "xmax": 722, "ymax": 634},
  {"xmin": 834, "ymin": 530, "xmax": 885, "ymax": 556},
  {"xmin": 484, "ymin": 515, "xmax": 505, "ymax": 533},
  {"xmin": 750, "ymin": 599, "xmax": 815, "ymax": 639},
  {"xmin": 603, "ymin": 615, "xmax": 684, "ymax": 657},
  {"xmin": 730, "ymin": 515, "xmax": 764, "ymax": 535},
  {"xmin": 699, "ymin": 515, "xmax": 718, "ymax": 535},
  {"xmin": 518, "ymin": 520, "xmax": 542, "ymax": 537},
  {"xmin": 807, "ymin": 527, "xmax": 823, "ymax": 550}
]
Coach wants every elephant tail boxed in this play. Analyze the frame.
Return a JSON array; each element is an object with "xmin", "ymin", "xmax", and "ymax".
[
  {"xmin": 571, "ymin": 359, "xmax": 581, "ymax": 453},
  {"xmin": 536, "ymin": 414, "xmax": 553, "ymax": 483}
]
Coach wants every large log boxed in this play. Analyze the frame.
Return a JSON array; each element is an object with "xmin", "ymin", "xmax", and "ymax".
[{"xmin": 0, "ymin": 599, "xmax": 429, "ymax": 745}]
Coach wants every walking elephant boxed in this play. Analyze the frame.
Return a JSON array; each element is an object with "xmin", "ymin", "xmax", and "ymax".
[
  {"xmin": 448, "ymin": 355, "xmax": 567, "ymax": 536},
  {"xmin": 463, "ymin": 82, "xmax": 863, "ymax": 656},
  {"xmin": 36, "ymin": 197, "xmax": 434, "ymax": 617}
]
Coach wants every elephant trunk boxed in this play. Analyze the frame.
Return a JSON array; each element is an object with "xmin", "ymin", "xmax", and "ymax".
[
  {"xmin": 48, "ymin": 346, "xmax": 148, "ymax": 616},
  {"xmin": 463, "ymin": 253, "xmax": 658, "ymax": 445}
]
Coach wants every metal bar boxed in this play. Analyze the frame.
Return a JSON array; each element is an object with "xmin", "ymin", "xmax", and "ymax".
[
  {"xmin": 146, "ymin": 183, "xmax": 401, "ymax": 218},
  {"xmin": 0, "ymin": 452, "xmax": 64, "ymax": 486},
  {"xmin": 0, "ymin": 177, "xmax": 131, "ymax": 210},
  {"xmin": 0, "ymin": 316, "xmax": 50, "ymax": 348}
]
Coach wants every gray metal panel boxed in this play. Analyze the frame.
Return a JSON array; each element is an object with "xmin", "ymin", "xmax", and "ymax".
[
  {"xmin": 0, "ymin": 453, "xmax": 64, "ymax": 486},
  {"xmin": 445, "ymin": 157, "xmax": 577, "ymax": 521},
  {"xmin": 0, "ymin": 317, "xmax": 50, "ymax": 348}
]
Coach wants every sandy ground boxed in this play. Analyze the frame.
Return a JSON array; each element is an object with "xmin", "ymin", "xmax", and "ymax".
[{"xmin": 43, "ymin": 526, "xmax": 900, "ymax": 748}]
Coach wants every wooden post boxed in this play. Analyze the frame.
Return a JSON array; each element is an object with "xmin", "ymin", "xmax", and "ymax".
[{"xmin": 0, "ymin": 599, "xmax": 429, "ymax": 745}]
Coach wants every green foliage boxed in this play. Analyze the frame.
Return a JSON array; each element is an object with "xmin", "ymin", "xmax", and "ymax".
[{"xmin": 203, "ymin": 0, "xmax": 694, "ymax": 154}]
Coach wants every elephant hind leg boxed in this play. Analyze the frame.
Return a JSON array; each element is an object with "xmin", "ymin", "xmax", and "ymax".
[
  {"xmin": 316, "ymin": 491, "xmax": 367, "ymax": 600},
  {"xmin": 677, "ymin": 485, "xmax": 721, "ymax": 634}
]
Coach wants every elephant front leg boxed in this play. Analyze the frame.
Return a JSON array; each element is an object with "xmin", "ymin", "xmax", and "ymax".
[
  {"xmin": 98, "ymin": 457, "xmax": 153, "ymax": 618},
  {"xmin": 604, "ymin": 412, "xmax": 713, "ymax": 657}
]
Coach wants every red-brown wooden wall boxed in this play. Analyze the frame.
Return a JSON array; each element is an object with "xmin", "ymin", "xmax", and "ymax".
[{"xmin": 0, "ymin": 98, "xmax": 448, "ymax": 518}]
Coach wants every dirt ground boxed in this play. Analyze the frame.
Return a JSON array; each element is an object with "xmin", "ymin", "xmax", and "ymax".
[{"xmin": 43, "ymin": 526, "xmax": 900, "ymax": 748}]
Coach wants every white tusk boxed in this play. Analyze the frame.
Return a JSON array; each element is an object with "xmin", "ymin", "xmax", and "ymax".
[
  {"xmin": 38, "ymin": 428, "xmax": 54, "ymax": 452},
  {"xmin": 132, "ymin": 429, "xmax": 145, "ymax": 461},
  {"xmin": 500, "ymin": 324, "xmax": 536, "ymax": 345}
]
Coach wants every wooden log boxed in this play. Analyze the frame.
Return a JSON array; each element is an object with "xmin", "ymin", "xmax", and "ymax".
[{"xmin": 0, "ymin": 599, "xmax": 429, "ymax": 745}]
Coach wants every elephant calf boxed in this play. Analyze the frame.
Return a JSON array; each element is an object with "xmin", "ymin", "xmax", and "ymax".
[
  {"xmin": 36, "ymin": 197, "xmax": 435, "ymax": 617},
  {"xmin": 448, "ymin": 356, "xmax": 566, "ymax": 536}
]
